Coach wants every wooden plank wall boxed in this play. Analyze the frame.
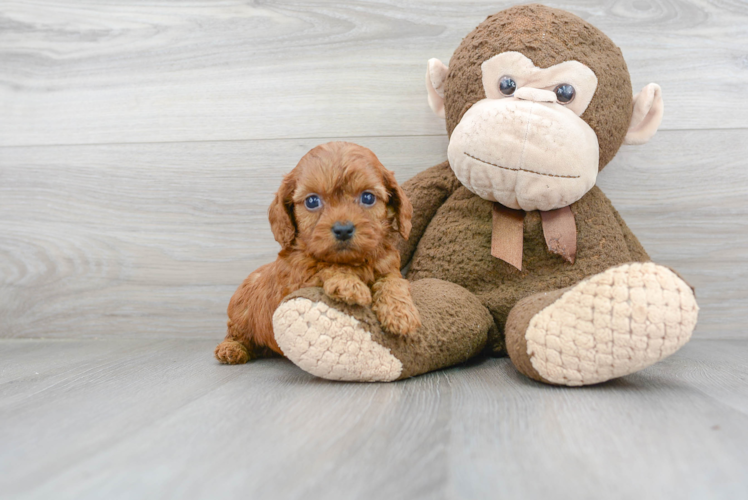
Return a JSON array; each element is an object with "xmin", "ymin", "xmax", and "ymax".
[{"xmin": 1, "ymin": 0, "xmax": 746, "ymax": 340}]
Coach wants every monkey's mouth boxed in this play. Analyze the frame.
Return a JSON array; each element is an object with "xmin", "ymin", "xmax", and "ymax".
[
  {"xmin": 464, "ymin": 152, "xmax": 581, "ymax": 179},
  {"xmin": 447, "ymin": 97, "xmax": 600, "ymax": 211}
]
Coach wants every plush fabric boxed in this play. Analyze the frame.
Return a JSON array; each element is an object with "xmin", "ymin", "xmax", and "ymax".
[
  {"xmin": 273, "ymin": 292, "xmax": 404, "ymax": 382},
  {"xmin": 539, "ymin": 206, "xmax": 577, "ymax": 264},
  {"xmin": 624, "ymin": 83, "xmax": 664, "ymax": 145},
  {"xmin": 443, "ymin": 3, "xmax": 633, "ymax": 171},
  {"xmin": 275, "ymin": 279, "xmax": 493, "ymax": 381},
  {"xmin": 481, "ymin": 52, "xmax": 599, "ymax": 116},
  {"xmin": 508, "ymin": 263, "xmax": 697, "ymax": 386},
  {"xmin": 491, "ymin": 203, "xmax": 525, "ymax": 269},
  {"xmin": 426, "ymin": 58, "xmax": 449, "ymax": 118},
  {"xmin": 447, "ymin": 98, "xmax": 600, "ymax": 210},
  {"xmin": 271, "ymin": 4, "xmax": 698, "ymax": 386},
  {"xmin": 505, "ymin": 288, "xmax": 564, "ymax": 384},
  {"xmin": 405, "ymin": 183, "xmax": 647, "ymax": 319}
]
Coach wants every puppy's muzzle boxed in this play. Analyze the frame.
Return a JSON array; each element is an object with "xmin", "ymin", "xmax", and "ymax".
[{"xmin": 332, "ymin": 221, "xmax": 355, "ymax": 242}]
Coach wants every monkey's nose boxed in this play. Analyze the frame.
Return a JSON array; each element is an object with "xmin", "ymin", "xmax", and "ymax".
[
  {"xmin": 332, "ymin": 221, "xmax": 355, "ymax": 241},
  {"xmin": 514, "ymin": 87, "xmax": 556, "ymax": 103}
]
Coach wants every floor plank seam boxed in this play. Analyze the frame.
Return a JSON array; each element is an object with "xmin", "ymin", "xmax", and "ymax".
[{"xmin": 1, "ymin": 127, "xmax": 744, "ymax": 150}]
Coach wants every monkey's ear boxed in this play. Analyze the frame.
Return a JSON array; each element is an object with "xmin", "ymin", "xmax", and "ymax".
[
  {"xmin": 425, "ymin": 58, "xmax": 449, "ymax": 118},
  {"xmin": 268, "ymin": 172, "xmax": 297, "ymax": 250},
  {"xmin": 624, "ymin": 83, "xmax": 664, "ymax": 146},
  {"xmin": 381, "ymin": 167, "xmax": 413, "ymax": 240}
]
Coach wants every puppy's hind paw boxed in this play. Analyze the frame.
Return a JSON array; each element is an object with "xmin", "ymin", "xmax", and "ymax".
[
  {"xmin": 214, "ymin": 340, "xmax": 251, "ymax": 364},
  {"xmin": 323, "ymin": 275, "xmax": 372, "ymax": 306}
]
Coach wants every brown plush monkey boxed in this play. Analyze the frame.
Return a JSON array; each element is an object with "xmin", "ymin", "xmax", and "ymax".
[{"xmin": 271, "ymin": 4, "xmax": 698, "ymax": 385}]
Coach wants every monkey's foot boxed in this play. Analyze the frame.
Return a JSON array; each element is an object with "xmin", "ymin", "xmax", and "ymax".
[
  {"xmin": 272, "ymin": 280, "xmax": 492, "ymax": 382},
  {"xmin": 506, "ymin": 262, "xmax": 699, "ymax": 386},
  {"xmin": 214, "ymin": 340, "xmax": 251, "ymax": 365}
]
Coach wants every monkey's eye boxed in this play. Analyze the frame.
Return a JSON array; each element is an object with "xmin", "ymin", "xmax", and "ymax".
[
  {"xmin": 360, "ymin": 191, "xmax": 376, "ymax": 207},
  {"xmin": 304, "ymin": 194, "xmax": 322, "ymax": 211},
  {"xmin": 498, "ymin": 76, "xmax": 517, "ymax": 96},
  {"xmin": 554, "ymin": 84, "xmax": 576, "ymax": 104}
]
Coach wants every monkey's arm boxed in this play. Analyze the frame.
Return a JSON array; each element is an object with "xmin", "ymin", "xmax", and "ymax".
[
  {"xmin": 397, "ymin": 161, "xmax": 462, "ymax": 266},
  {"xmin": 600, "ymin": 191, "xmax": 651, "ymax": 262}
]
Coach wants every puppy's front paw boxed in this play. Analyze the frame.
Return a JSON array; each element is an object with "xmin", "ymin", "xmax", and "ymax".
[
  {"xmin": 323, "ymin": 275, "xmax": 372, "ymax": 306},
  {"xmin": 373, "ymin": 291, "xmax": 422, "ymax": 336},
  {"xmin": 215, "ymin": 340, "xmax": 251, "ymax": 364}
]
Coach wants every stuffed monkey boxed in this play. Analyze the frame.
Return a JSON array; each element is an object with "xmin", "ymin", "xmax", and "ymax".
[{"xmin": 271, "ymin": 4, "xmax": 698, "ymax": 385}]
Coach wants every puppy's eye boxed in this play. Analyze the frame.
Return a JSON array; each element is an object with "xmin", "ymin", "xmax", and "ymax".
[
  {"xmin": 499, "ymin": 76, "xmax": 516, "ymax": 96},
  {"xmin": 554, "ymin": 84, "xmax": 575, "ymax": 104},
  {"xmin": 360, "ymin": 192, "xmax": 376, "ymax": 207},
  {"xmin": 304, "ymin": 194, "xmax": 322, "ymax": 211}
]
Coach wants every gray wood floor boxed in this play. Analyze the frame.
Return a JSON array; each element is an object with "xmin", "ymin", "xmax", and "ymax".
[
  {"xmin": 1, "ymin": 1, "xmax": 747, "ymax": 499},
  {"xmin": 1, "ymin": 339, "xmax": 747, "ymax": 500}
]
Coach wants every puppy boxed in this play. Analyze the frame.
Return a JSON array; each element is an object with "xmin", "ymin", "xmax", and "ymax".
[{"xmin": 215, "ymin": 141, "xmax": 421, "ymax": 364}]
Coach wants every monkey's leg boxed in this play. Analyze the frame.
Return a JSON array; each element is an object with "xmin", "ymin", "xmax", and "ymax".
[
  {"xmin": 272, "ymin": 279, "xmax": 495, "ymax": 381},
  {"xmin": 505, "ymin": 262, "xmax": 698, "ymax": 386}
]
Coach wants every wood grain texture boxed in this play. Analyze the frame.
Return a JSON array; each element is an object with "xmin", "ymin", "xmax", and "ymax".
[
  {"xmin": 1, "ymin": 338, "xmax": 747, "ymax": 500},
  {"xmin": 2, "ymin": 3, "xmax": 746, "ymax": 499},
  {"xmin": 599, "ymin": 129, "xmax": 748, "ymax": 338},
  {"xmin": 1, "ymin": 130, "xmax": 746, "ymax": 339},
  {"xmin": 0, "ymin": 135, "xmax": 448, "ymax": 338},
  {"xmin": 1, "ymin": 0, "xmax": 747, "ymax": 147}
]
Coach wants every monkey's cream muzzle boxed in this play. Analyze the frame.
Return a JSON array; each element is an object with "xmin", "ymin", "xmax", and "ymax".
[
  {"xmin": 447, "ymin": 97, "xmax": 599, "ymax": 211},
  {"xmin": 446, "ymin": 51, "xmax": 601, "ymax": 211}
]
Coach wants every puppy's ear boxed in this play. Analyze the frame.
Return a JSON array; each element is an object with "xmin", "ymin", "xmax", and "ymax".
[
  {"xmin": 381, "ymin": 165, "xmax": 412, "ymax": 240},
  {"xmin": 268, "ymin": 172, "xmax": 297, "ymax": 249}
]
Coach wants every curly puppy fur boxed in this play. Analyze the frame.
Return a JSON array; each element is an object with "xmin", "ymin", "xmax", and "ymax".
[{"xmin": 215, "ymin": 141, "xmax": 421, "ymax": 364}]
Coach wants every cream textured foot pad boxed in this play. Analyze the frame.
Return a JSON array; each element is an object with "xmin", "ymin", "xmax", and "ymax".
[
  {"xmin": 273, "ymin": 298, "xmax": 403, "ymax": 382},
  {"xmin": 526, "ymin": 263, "xmax": 698, "ymax": 386}
]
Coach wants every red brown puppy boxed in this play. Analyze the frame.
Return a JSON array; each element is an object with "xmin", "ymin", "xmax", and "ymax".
[{"xmin": 215, "ymin": 141, "xmax": 421, "ymax": 364}]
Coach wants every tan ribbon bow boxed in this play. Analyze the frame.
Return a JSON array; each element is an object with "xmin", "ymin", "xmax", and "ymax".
[{"xmin": 491, "ymin": 203, "xmax": 577, "ymax": 270}]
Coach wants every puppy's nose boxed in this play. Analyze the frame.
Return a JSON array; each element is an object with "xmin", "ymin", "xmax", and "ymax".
[{"xmin": 332, "ymin": 221, "xmax": 355, "ymax": 241}]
